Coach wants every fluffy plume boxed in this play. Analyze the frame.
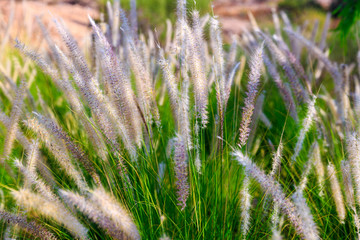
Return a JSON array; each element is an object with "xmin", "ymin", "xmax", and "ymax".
[
  {"xmin": 210, "ymin": 16, "xmax": 226, "ymax": 105},
  {"xmin": 0, "ymin": 111, "xmax": 30, "ymax": 149},
  {"xmin": 283, "ymin": 28, "xmax": 344, "ymax": 121},
  {"xmin": 53, "ymin": 18, "xmax": 92, "ymax": 85},
  {"xmin": 60, "ymin": 190, "xmax": 124, "ymax": 240},
  {"xmin": 2, "ymin": 79, "xmax": 26, "ymax": 160},
  {"xmin": 240, "ymin": 175, "xmax": 252, "ymax": 237},
  {"xmin": 312, "ymin": 142, "xmax": 324, "ymax": 195},
  {"xmin": 270, "ymin": 142, "xmax": 283, "ymax": 176},
  {"xmin": 292, "ymin": 189, "xmax": 319, "ymax": 240},
  {"xmin": 15, "ymin": 40, "xmax": 108, "ymax": 163},
  {"xmin": 15, "ymin": 39, "xmax": 84, "ymax": 119},
  {"xmin": 258, "ymin": 31, "xmax": 308, "ymax": 103},
  {"xmin": 12, "ymin": 188, "xmax": 88, "ymax": 239},
  {"xmin": 271, "ymin": 203, "xmax": 282, "ymax": 240},
  {"xmin": 0, "ymin": 210, "xmax": 57, "ymax": 240},
  {"xmin": 120, "ymin": 10, "xmax": 159, "ymax": 127},
  {"xmin": 176, "ymin": 0, "xmax": 186, "ymax": 21},
  {"xmin": 238, "ymin": 44, "xmax": 263, "ymax": 147},
  {"xmin": 18, "ymin": 39, "xmax": 108, "ymax": 160},
  {"xmin": 233, "ymin": 151, "xmax": 308, "ymax": 239},
  {"xmin": 53, "ymin": 17, "xmax": 129, "ymax": 153},
  {"xmin": 130, "ymin": 0, "xmax": 138, "ymax": 37},
  {"xmin": 182, "ymin": 19, "xmax": 208, "ymax": 127},
  {"xmin": 26, "ymin": 139, "xmax": 39, "ymax": 174},
  {"xmin": 276, "ymin": 39, "xmax": 311, "ymax": 93},
  {"xmin": 24, "ymin": 117, "xmax": 88, "ymax": 191},
  {"xmin": 14, "ymin": 159, "xmax": 57, "ymax": 202},
  {"xmin": 34, "ymin": 113, "xmax": 100, "ymax": 184},
  {"xmin": 346, "ymin": 132, "xmax": 360, "ymax": 205},
  {"xmin": 89, "ymin": 16, "xmax": 143, "ymax": 147},
  {"xmin": 53, "ymin": 42, "xmax": 119, "ymax": 148},
  {"xmin": 178, "ymin": 80, "xmax": 192, "ymax": 150},
  {"xmin": 327, "ymin": 163, "xmax": 346, "ymax": 223},
  {"xmin": 298, "ymin": 152, "xmax": 315, "ymax": 191},
  {"xmin": 210, "ymin": 16, "xmax": 226, "ymax": 148},
  {"xmin": 341, "ymin": 160, "xmax": 355, "ymax": 208},
  {"xmin": 352, "ymin": 208, "xmax": 360, "ymax": 240},
  {"xmin": 172, "ymin": 135, "xmax": 189, "ymax": 210},
  {"xmin": 14, "ymin": 40, "xmax": 59, "ymax": 81},
  {"xmin": 292, "ymin": 96, "xmax": 317, "ymax": 161},
  {"xmin": 91, "ymin": 187, "xmax": 140, "ymax": 240}
]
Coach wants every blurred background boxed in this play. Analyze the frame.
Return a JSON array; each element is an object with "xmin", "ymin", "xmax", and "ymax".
[{"xmin": 0, "ymin": 0, "xmax": 358, "ymax": 61}]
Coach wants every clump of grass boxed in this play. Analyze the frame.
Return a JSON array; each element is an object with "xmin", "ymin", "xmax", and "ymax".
[{"xmin": 0, "ymin": 0, "xmax": 360, "ymax": 239}]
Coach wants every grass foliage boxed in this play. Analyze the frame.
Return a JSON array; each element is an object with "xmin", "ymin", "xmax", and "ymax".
[{"xmin": 0, "ymin": 0, "xmax": 360, "ymax": 239}]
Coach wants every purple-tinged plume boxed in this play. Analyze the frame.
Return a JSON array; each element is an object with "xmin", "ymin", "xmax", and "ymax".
[
  {"xmin": 173, "ymin": 135, "xmax": 189, "ymax": 210},
  {"xmin": 233, "ymin": 151, "xmax": 308, "ymax": 239}
]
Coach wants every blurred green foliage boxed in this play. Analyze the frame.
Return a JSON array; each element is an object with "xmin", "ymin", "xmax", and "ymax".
[
  {"xmin": 99, "ymin": 0, "xmax": 213, "ymax": 29},
  {"xmin": 278, "ymin": 0, "xmax": 320, "ymax": 11},
  {"xmin": 332, "ymin": 0, "xmax": 360, "ymax": 42}
]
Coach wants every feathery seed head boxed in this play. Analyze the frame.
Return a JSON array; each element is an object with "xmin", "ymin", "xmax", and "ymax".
[
  {"xmin": 327, "ymin": 162, "xmax": 346, "ymax": 223},
  {"xmin": 238, "ymin": 43, "xmax": 263, "ymax": 147}
]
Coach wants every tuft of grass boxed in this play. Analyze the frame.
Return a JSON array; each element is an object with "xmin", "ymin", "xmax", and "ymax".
[{"xmin": 0, "ymin": 0, "xmax": 360, "ymax": 239}]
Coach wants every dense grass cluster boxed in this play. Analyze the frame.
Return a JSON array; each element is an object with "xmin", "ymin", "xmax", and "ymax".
[{"xmin": 1, "ymin": 0, "xmax": 360, "ymax": 239}]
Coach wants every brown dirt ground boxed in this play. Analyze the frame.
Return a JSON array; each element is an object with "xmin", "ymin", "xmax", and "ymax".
[{"xmin": 0, "ymin": 0, "xmax": 98, "ymax": 48}]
